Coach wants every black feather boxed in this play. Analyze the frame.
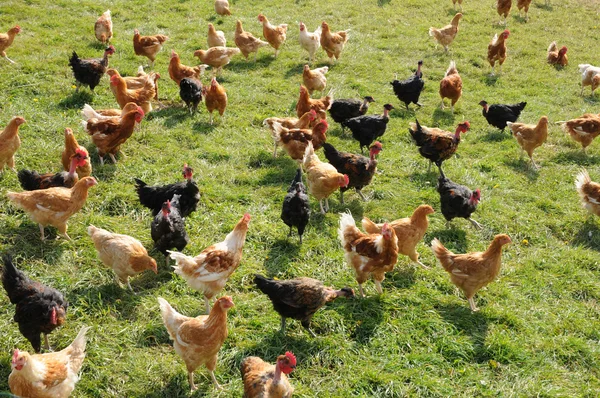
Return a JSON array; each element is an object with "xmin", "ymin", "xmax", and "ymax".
[
  {"xmin": 134, "ymin": 177, "xmax": 200, "ymax": 218},
  {"xmin": 281, "ymin": 169, "xmax": 310, "ymax": 242},
  {"xmin": 151, "ymin": 195, "xmax": 189, "ymax": 256},
  {"xmin": 481, "ymin": 102, "xmax": 527, "ymax": 130},
  {"xmin": 436, "ymin": 175, "xmax": 478, "ymax": 221},
  {"xmin": 179, "ymin": 78, "xmax": 203, "ymax": 114}
]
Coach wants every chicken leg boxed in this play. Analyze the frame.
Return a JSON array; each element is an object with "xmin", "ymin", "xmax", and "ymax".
[
  {"xmin": 44, "ymin": 334, "xmax": 51, "ymax": 351},
  {"xmin": 109, "ymin": 153, "xmax": 117, "ymax": 164},
  {"xmin": 39, "ymin": 224, "xmax": 46, "ymax": 241},
  {"xmin": 280, "ymin": 316, "xmax": 286, "ymax": 334},
  {"xmin": 210, "ymin": 371, "xmax": 223, "ymax": 390},
  {"xmin": 357, "ymin": 190, "xmax": 367, "ymax": 201},
  {"xmin": 189, "ymin": 372, "xmax": 198, "ymax": 391},
  {"xmin": 204, "ymin": 296, "xmax": 210, "ymax": 314},
  {"xmin": 358, "ymin": 283, "xmax": 365, "ymax": 298},
  {"xmin": 468, "ymin": 218, "xmax": 483, "ymax": 229},
  {"xmin": 4, "ymin": 55, "xmax": 15, "ymax": 64},
  {"xmin": 414, "ymin": 260, "xmax": 430, "ymax": 270},
  {"xmin": 468, "ymin": 297, "xmax": 479, "ymax": 312},
  {"xmin": 374, "ymin": 280, "xmax": 383, "ymax": 294}
]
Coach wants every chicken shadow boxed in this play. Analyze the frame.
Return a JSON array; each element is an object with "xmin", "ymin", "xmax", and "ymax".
[
  {"xmin": 57, "ymin": 91, "xmax": 94, "ymax": 109},
  {"xmin": 192, "ymin": 120, "xmax": 217, "ymax": 134},
  {"xmin": 503, "ymin": 158, "xmax": 539, "ymax": 181},
  {"xmin": 550, "ymin": 150, "xmax": 600, "ymax": 166},
  {"xmin": 284, "ymin": 63, "xmax": 306, "ymax": 79},
  {"xmin": 88, "ymin": 154, "xmax": 118, "ymax": 181},
  {"xmin": 147, "ymin": 104, "xmax": 189, "ymax": 128},
  {"xmin": 431, "ymin": 108, "xmax": 456, "ymax": 126},
  {"xmin": 228, "ymin": 56, "xmax": 275, "ymax": 73},
  {"xmin": 378, "ymin": 0, "xmax": 392, "ymax": 6},
  {"xmin": 340, "ymin": 295, "xmax": 385, "ymax": 344},
  {"xmin": 391, "ymin": 107, "xmax": 418, "ymax": 119},
  {"xmin": 0, "ymin": 357, "xmax": 11, "ymax": 391},
  {"xmin": 3, "ymin": 224, "xmax": 66, "ymax": 260},
  {"xmin": 249, "ymin": 152, "xmax": 300, "ymax": 185},
  {"xmin": 408, "ymin": 168, "xmax": 440, "ymax": 188},
  {"xmin": 139, "ymin": 374, "xmax": 196, "ymax": 398},
  {"xmin": 429, "ymin": 228, "xmax": 468, "ymax": 253},
  {"xmin": 475, "ymin": 129, "xmax": 511, "ymax": 142},
  {"xmin": 68, "ymin": 281, "xmax": 147, "ymax": 321},
  {"xmin": 263, "ymin": 238, "xmax": 302, "ymax": 277},
  {"xmin": 534, "ymin": 2, "xmax": 553, "ymax": 11},
  {"xmin": 571, "ymin": 218, "xmax": 600, "ymax": 252},
  {"xmin": 386, "ymin": 266, "xmax": 417, "ymax": 290},
  {"xmin": 583, "ymin": 95, "xmax": 600, "ymax": 105},
  {"xmin": 483, "ymin": 74, "xmax": 500, "ymax": 86}
]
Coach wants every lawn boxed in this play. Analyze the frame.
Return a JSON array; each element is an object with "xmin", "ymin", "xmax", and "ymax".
[{"xmin": 1, "ymin": 0, "xmax": 600, "ymax": 396}]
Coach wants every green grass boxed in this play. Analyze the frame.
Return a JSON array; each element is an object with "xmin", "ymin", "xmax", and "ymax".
[{"xmin": 1, "ymin": 0, "xmax": 600, "ymax": 396}]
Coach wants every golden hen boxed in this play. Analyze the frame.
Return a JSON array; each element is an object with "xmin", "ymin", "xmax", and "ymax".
[
  {"xmin": 320, "ymin": 21, "xmax": 349, "ymax": 63},
  {"xmin": 0, "ymin": 25, "xmax": 21, "ymax": 64},
  {"xmin": 258, "ymin": 13, "xmax": 288, "ymax": 58},
  {"xmin": 303, "ymin": 65, "xmax": 328, "ymax": 95},
  {"xmin": 303, "ymin": 142, "xmax": 348, "ymax": 214},
  {"xmin": 429, "ymin": 13, "xmax": 462, "ymax": 52},
  {"xmin": 488, "ymin": 30, "xmax": 510, "ymax": 75},
  {"xmin": 0, "ymin": 116, "xmax": 26, "ymax": 172},
  {"xmin": 241, "ymin": 352, "xmax": 296, "ymax": 398},
  {"xmin": 234, "ymin": 20, "xmax": 269, "ymax": 61},
  {"xmin": 507, "ymin": 116, "xmax": 548, "ymax": 169},
  {"xmin": 575, "ymin": 169, "xmax": 600, "ymax": 217},
  {"xmin": 94, "ymin": 10, "xmax": 112, "ymax": 44},
  {"xmin": 557, "ymin": 113, "xmax": 600, "ymax": 152},
  {"xmin": 439, "ymin": 61, "xmax": 462, "ymax": 112},
  {"xmin": 133, "ymin": 29, "xmax": 168, "ymax": 67}
]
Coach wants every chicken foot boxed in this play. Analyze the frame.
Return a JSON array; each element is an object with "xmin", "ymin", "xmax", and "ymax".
[
  {"xmin": 39, "ymin": 224, "xmax": 46, "ymax": 241},
  {"xmin": 210, "ymin": 370, "xmax": 223, "ymax": 390},
  {"xmin": 4, "ymin": 54, "xmax": 15, "ymax": 64},
  {"xmin": 357, "ymin": 189, "xmax": 368, "ymax": 201},
  {"xmin": 468, "ymin": 218, "xmax": 483, "ymax": 229},
  {"xmin": 280, "ymin": 316, "xmax": 287, "ymax": 334},
  {"xmin": 204, "ymin": 296, "xmax": 211, "ymax": 314},
  {"xmin": 188, "ymin": 372, "xmax": 198, "ymax": 391},
  {"xmin": 358, "ymin": 283, "xmax": 365, "ymax": 298},
  {"xmin": 468, "ymin": 297, "xmax": 480, "ymax": 312},
  {"xmin": 44, "ymin": 334, "xmax": 51, "ymax": 351},
  {"xmin": 374, "ymin": 280, "xmax": 383, "ymax": 294}
]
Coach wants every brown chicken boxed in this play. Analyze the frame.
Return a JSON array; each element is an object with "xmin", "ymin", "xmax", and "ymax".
[
  {"xmin": 109, "ymin": 73, "xmax": 155, "ymax": 113},
  {"xmin": 575, "ymin": 169, "xmax": 600, "ymax": 217},
  {"xmin": 428, "ymin": 13, "xmax": 462, "ymax": 52},
  {"xmin": 215, "ymin": 0, "xmax": 231, "ymax": 16},
  {"xmin": 81, "ymin": 102, "xmax": 139, "ymax": 121},
  {"xmin": 234, "ymin": 20, "xmax": 269, "ymax": 61},
  {"xmin": 488, "ymin": 30, "xmax": 510, "ymax": 75},
  {"xmin": 303, "ymin": 65, "xmax": 328, "ymax": 95},
  {"xmin": 168, "ymin": 50, "xmax": 206, "ymax": 86},
  {"xmin": 497, "ymin": 0, "xmax": 512, "ymax": 24},
  {"xmin": 320, "ymin": 21, "xmax": 349, "ymax": 63},
  {"xmin": 296, "ymin": 84, "xmax": 332, "ymax": 120},
  {"xmin": 0, "ymin": 25, "xmax": 21, "ymax": 64},
  {"xmin": 207, "ymin": 23, "xmax": 226, "ymax": 47},
  {"xmin": 439, "ymin": 60, "xmax": 462, "ymax": 112},
  {"xmin": 158, "ymin": 296, "xmax": 234, "ymax": 391},
  {"xmin": 409, "ymin": 120, "xmax": 470, "ymax": 173},
  {"xmin": 95, "ymin": 10, "xmax": 112, "ymax": 44},
  {"xmin": 266, "ymin": 110, "xmax": 318, "ymax": 156},
  {"xmin": 169, "ymin": 213, "xmax": 250, "ymax": 313},
  {"xmin": 133, "ymin": 29, "xmax": 168, "ymax": 67},
  {"xmin": 62, "ymin": 128, "xmax": 92, "ymax": 178},
  {"xmin": 362, "ymin": 205, "xmax": 435, "ymax": 269},
  {"xmin": 557, "ymin": 113, "xmax": 600, "ymax": 152},
  {"xmin": 258, "ymin": 13, "xmax": 288, "ymax": 58},
  {"xmin": 88, "ymin": 225, "xmax": 158, "ymax": 292},
  {"xmin": 303, "ymin": 142, "xmax": 349, "ymax": 214},
  {"xmin": 241, "ymin": 352, "xmax": 296, "ymax": 398},
  {"xmin": 271, "ymin": 119, "xmax": 328, "ymax": 161},
  {"xmin": 0, "ymin": 116, "xmax": 26, "ymax": 171},
  {"xmin": 452, "ymin": 0, "xmax": 463, "ymax": 11},
  {"xmin": 432, "ymin": 234, "xmax": 512, "ymax": 311},
  {"xmin": 82, "ymin": 103, "xmax": 145, "ymax": 164},
  {"xmin": 193, "ymin": 46, "xmax": 241, "ymax": 75},
  {"xmin": 9, "ymin": 326, "xmax": 90, "ymax": 398},
  {"xmin": 547, "ymin": 42, "xmax": 568, "ymax": 67},
  {"xmin": 517, "ymin": 0, "xmax": 533, "ymax": 20},
  {"xmin": 507, "ymin": 116, "xmax": 548, "ymax": 169},
  {"xmin": 7, "ymin": 176, "xmax": 97, "ymax": 241},
  {"xmin": 579, "ymin": 64, "xmax": 600, "ymax": 96},
  {"xmin": 338, "ymin": 212, "xmax": 399, "ymax": 297},
  {"xmin": 106, "ymin": 68, "xmax": 159, "ymax": 103},
  {"xmin": 203, "ymin": 77, "xmax": 228, "ymax": 124}
]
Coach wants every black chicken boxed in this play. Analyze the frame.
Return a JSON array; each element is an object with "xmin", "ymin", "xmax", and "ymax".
[
  {"xmin": 254, "ymin": 274, "xmax": 354, "ymax": 336},
  {"xmin": 179, "ymin": 77, "xmax": 203, "ymax": 115},
  {"xmin": 437, "ymin": 171, "xmax": 482, "ymax": 229},
  {"xmin": 151, "ymin": 195, "xmax": 189, "ymax": 264},
  {"xmin": 322, "ymin": 141, "xmax": 382, "ymax": 203},
  {"xmin": 1, "ymin": 255, "xmax": 68, "ymax": 353},
  {"xmin": 329, "ymin": 96, "xmax": 375, "ymax": 132},
  {"xmin": 134, "ymin": 164, "xmax": 200, "ymax": 218},
  {"xmin": 281, "ymin": 169, "xmax": 310, "ymax": 244},
  {"xmin": 17, "ymin": 148, "xmax": 88, "ymax": 191},
  {"xmin": 479, "ymin": 100, "xmax": 527, "ymax": 131},
  {"xmin": 391, "ymin": 60, "xmax": 425, "ymax": 110},
  {"xmin": 69, "ymin": 45, "xmax": 115, "ymax": 91},
  {"xmin": 342, "ymin": 103, "xmax": 394, "ymax": 153}
]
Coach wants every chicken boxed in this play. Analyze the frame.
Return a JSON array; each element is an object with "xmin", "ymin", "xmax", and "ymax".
[
  {"xmin": 134, "ymin": 164, "xmax": 200, "ymax": 218},
  {"xmin": 133, "ymin": 29, "xmax": 168, "ymax": 67},
  {"xmin": 428, "ymin": 13, "xmax": 462, "ymax": 52},
  {"xmin": 329, "ymin": 96, "xmax": 375, "ymax": 132},
  {"xmin": 391, "ymin": 60, "xmax": 425, "ymax": 110},
  {"xmin": 241, "ymin": 352, "xmax": 297, "ymax": 398},
  {"xmin": 69, "ymin": 46, "xmax": 115, "ymax": 91},
  {"xmin": 264, "ymin": 109, "xmax": 318, "ymax": 148},
  {"xmin": 61, "ymin": 128, "xmax": 92, "ymax": 178},
  {"xmin": 215, "ymin": 0, "xmax": 231, "ymax": 16},
  {"xmin": 158, "ymin": 296, "xmax": 233, "ymax": 391},
  {"xmin": 82, "ymin": 103, "xmax": 145, "ymax": 165},
  {"xmin": 258, "ymin": 13, "xmax": 288, "ymax": 58},
  {"xmin": 106, "ymin": 68, "xmax": 159, "ymax": 106},
  {"xmin": 409, "ymin": 120, "xmax": 470, "ymax": 174},
  {"xmin": 7, "ymin": 177, "xmax": 97, "ymax": 241},
  {"xmin": 271, "ymin": 119, "xmax": 329, "ymax": 162},
  {"xmin": 234, "ymin": 20, "xmax": 269, "ymax": 61},
  {"xmin": 303, "ymin": 142, "xmax": 349, "ymax": 214},
  {"xmin": 362, "ymin": 204, "xmax": 435, "ymax": 269},
  {"xmin": 254, "ymin": 274, "xmax": 354, "ymax": 336},
  {"xmin": 439, "ymin": 60, "xmax": 462, "ymax": 112},
  {"xmin": 193, "ymin": 46, "xmax": 241, "ymax": 75},
  {"xmin": 575, "ymin": 169, "xmax": 600, "ymax": 217},
  {"xmin": 180, "ymin": 78, "xmax": 203, "ymax": 115},
  {"xmin": 94, "ymin": 10, "xmax": 112, "ymax": 44},
  {"xmin": 303, "ymin": 65, "xmax": 329, "ymax": 95},
  {"xmin": 18, "ymin": 148, "xmax": 88, "ymax": 191},
  {"xmin": 203, "ymin": 77, "xmax": 228, "ymax": 124},
  {"xmin": 0, "ymin": 25, "xmax": 21, "ymax": 64},
  {"xmin": 507, "ymin": 116, "xmax": 549, "ymax": 169},
  {"xmin": 479, "ymin": 100, "xmax": 526, "ymax": 131},
  {"xmin": 299, "ymin": 22, "xmax": 321, "ymax": 62},
  {"xmin": 496, "ymin": 0, "xmax": 512, "ymax": 24},
  {"xmin": 342, "ymin": 104, "xmax": 394, "ymax": 153},
  {"xmin": 169, "ymin": 213, "xmax": 251, "ymax": 313},
  {"xmin": 151, "ymin": 195, "xmax": 189, "ymax": 264},
  {"xmin": 452, "ymin": 0, "xmax": 463, "ymax": 11},
  {"xmin": 109, "ymin": 73, "xmax": 155, "ymax": 114},
  {"xmin": 296, "ymin": 84, "xmax": 333, "ymax": 120},
  {"xmin": 320, "ymin": 21, "xmax": 349, "ymax": 63},
  {"xmin": 338, "ymin": 212, "xmax": 399, "ymax": 297},
  {"xmin": 0, "ymin": 116, "xmax": 26, "ymax": 172},
  {"xmin": 579, "ymin": 64, "xmax": 600, "ymax": 96},
  {"xmin": 517, "ymin": 0, "xmax": 533, "ymax": 20},
  {"xmin": 437, "ymin": 172, "xmax": 482, "ymax": 229},
  {"xmin": 207, "ymin": 23, "xmax": 226, "ymax": 48},
  {"xmin": 431, "ymin": 234, "xmax": 512, "ymax": 311},
  {"xmin": 281, "ymin": 168, "xmax": 310, "ymax": 244},
  {"xmin": 9, "ymin": 326, "xmax": 90, "ymax": 398},
  {"xmin": 488, "ymin": 30, "xmax": 510, "ymax": 75},
  {"xmin": 547, "ymin": 42, "xmax": 568, "ymax": 66},
  {"xmin": 322, "ymin": 141, "xmax": 382, "ymax": 203},
  {"xmin": 168, "ymin": 50, "xmax": 206, "ymax": 86},
  {"xmin": 87, "ymin": 225, "xmax": 157, "ymax": 292},
  {"xmin": 557, "ymin": 113, "xmax": 600, "ymax": 152},
  {"xmin": 81, "ymin": 102, "xmax": 138, "ymax": 121},
  {"xmin": 2, "ymin": 255, "xmax": 68, "ymax": 353}
]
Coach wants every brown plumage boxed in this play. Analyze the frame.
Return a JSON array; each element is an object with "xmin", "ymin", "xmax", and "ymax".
[
  {"xmin": 258, "ymin": 13, "xmax": 288, "ymax": 58},
  {"xmin": 0, "ymin": 116, "xmax": 25, "ymax": 171},
  {"xmin": 497, "ymin": 0, "xmax": 512, "ymax": 23},
  {"xmin": 303, "ymin": 142, "xmax": 349, "ymax": 214},
  {"xmin": 575, "ymin": 169, "xmax": 600, "ymax": 217},
  {"xmin": 214, "ymin": 0, "xmax": 231, "ymax": 16},
  {"xmin": 431, "ymin": 234, "xmax": 512, "ymax": 311},
  {"xmin": 271, "ymin": 119, "xmax": 328, "ymax": 161},
  {"xmin": 409, "ymin": 120, "xmax": 470, "ymax": 174},
  {"xmin": 61, "ymin": 128, "xmax": 92, "ymax": 178},
  {"xmin": 109, "ymin": 72, "xmax": 155, "ymax": 114},
  {"xmin": 168, "ymin": 50, "xmax": 205, "ymax": 86},
  {"xmin": 428, "ymin": 13, "xmax": 462, "ymax": 52},
  {"xmin": 106, "ymin": 68, "xmax": 159, "ymax": 103},
  {"xmin": 296, "ymin": 84, "xmax": 332, "ymax": 120},
  {"xmin": 488, "ymin": 30, "xmax": 510, "ymax": 75},
  {"xmin": 207, "ymin": 23, "xmax": 226, "ymax": 47},
  {"xmin": 452, "ymin": 0, "xmax": 463, "ymax": 11},
  {"xmin": 517, "ymin": 0, "xmax": 532, "ymax": 20},
  {"xmin": 320, "ymin": 21, "xmax": 349, "ymax": 63},
  {"xmin": 94, "ymin": 10, "xmax": 112, "ymax": 44},
  {"xmin": 557, "ymin": 113, "xmax": 600, "ymax": 151},
  {"xmin": 0, "ymin": 25, "xmax": 21, "ymax": 63},
  {"xmin": 507, "ymin": 116, "xmax": 548, "ymax": 169},
  {"xmin": 193, "ymin": 47, "xmax": 240, "ymax": 75},
  {"xmin": 547, "ymin": 42, "xmax": 568, "ymax": 66},
  {"xmin": 133, "ymin": 29, "xmax": 168, "ymax": 67},
  {"xmin": 303, "ymin": 65, "xmax": 328, "ymax": 94},
  {"xmin": 241, "ymin": 352, "xmax": 297, "ymax": 397},
  {"xmin": 439, "ymin": 61, "xmax": 462, "ymax": 112},
  {"xmin": 234, "ymin": 20, "xmax": 269, "ymax": 61},
  {"xmin": 203, "ymin": 77, "xmax": 228, "ymax": 124}
]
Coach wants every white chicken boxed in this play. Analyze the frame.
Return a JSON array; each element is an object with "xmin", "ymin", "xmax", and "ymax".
[{"xmin": 299, "ymin": 22, "xmax": 322, "ymax": 62}]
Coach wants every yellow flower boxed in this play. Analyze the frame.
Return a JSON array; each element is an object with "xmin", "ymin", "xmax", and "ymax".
[
  {"xmin": 522, "ymin": 239, "xmax": 529, "ymax": 245},
  {"xmin": 33, "ymin": 98, "xmax": 38, "ymax": 102},
  {"xmin": 493, "ymin": 184, "xmax": 499, "ymax": 189},
  {"xmin": 72, "ymin": 85, "xmax": 77, "ymax": 89}
]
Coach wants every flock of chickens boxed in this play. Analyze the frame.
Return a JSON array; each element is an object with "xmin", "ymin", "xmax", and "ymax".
[{"xmin": 1, "ymin": 0, "xmax": 600, "ymax": 396}]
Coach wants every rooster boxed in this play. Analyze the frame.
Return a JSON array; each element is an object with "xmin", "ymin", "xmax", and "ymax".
[
  {"xmin": 94, "ymin": 10, "xmax": 112, "ymax": 44},
  {"xmin": 241, "ymin": 352, "xmax": 297, "ymax": 398},
  {"xmin": 258, "ymin": 13, "xmax": 288, "ymax": 58},
  {"xmin": 69, "ymin": 46, "xmax": 115, "ymax": 92},
  {"xmin": 281, "ymin": 169, "xmax": 310, "ymax": 244},
  {"xmin": 303, "ymin": 142, "xmax": 349, "ymax": 214},
  {"xmin": 299, "ymin": 22, "xmax": 321, "ymax": 62},
  {"xmin": 409, "ymin": 120, "xmax": 470, "ymax": 174},
  {"xmin": 391, "ymin": 60, "xmax": 425, "ymax": 110},
  {"xmin": 0, "ymin": 25, "xmax": 21, "ymax": 64},
  {"xmin": 429, "ymin": 13, "xmax": 462, "ymax": 52},
  {"xmin": 320, "ymin": 21, "xmax": 349, "ymax": 63},
  {"xmin": 497, "ymin": 0, "xmax": 512, "ymax": 25}
]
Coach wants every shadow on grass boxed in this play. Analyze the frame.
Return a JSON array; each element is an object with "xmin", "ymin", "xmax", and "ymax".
[
  {"xmin": 387, "ymin": 266, "xmax": 417, "ymax": 290},
  {"xmin": 285, "ymin": 63, "xmax": 305, "ymax": 79},
  {"xmin": 58, "ymin": 91, "xmax": 94, "ymax": 109},
  {"xmin": 378, "ymin": 0, "xmax": 392, "ymax": 6},
  {"xmin": 512, "ymin": 15, "xmax": 528, "ymax": 24},
  {"xmin": 228, "ymin": 56, "xmax": 275, "ymax": 73},
  {"xmin": 147, "ymin": 104, "xmax": 189, "ymax": 128},
  {"xmin": 503, "ymin": 158, "xmax": 539, "ymax": 182},
  {"xmin": 483, "ymin": 74, "xmax": 500, "ymax": 86},
  {"xmin": 390, "ymin": 107, "xmax": 416, "ymax": 119},
  {"xmin": 192, "ymin": 120, "xmax": 216, "ymax": 134},
  {"xmin": 534, "ymin": 2, "xmax": 553, "ymax": 11},
  {"xmin": 263, "ymin": 238, "xmax": 301, "ymax": 277},
  {"xmin": 432, "ymin": 108, "xmax": 455, "ymax": 126},
  {"xmin": 344, "ymin": 294, "xmax": 385, "ymax": 344},
  {"xmin": 475, "ymin": 129, "xmax": 510, "ymax": 142},
  {"xmin": 139, "ymin": 374, "xmax": 195, "ymax": 398},
  {"xmin": 429, "ymin": 228, "xmax": 468, "ymax": 252},
  {"xmin": 550, "ymin": 150, "xmax": 600, "ymax": 166},
  {"xmin": 68, "ymin": 282, "xmax": 145, "ymax": 321},
  {"xmin": 583, "ymin": 95, "xmax": 600, "ymax": 105},
  {"xmin": 4, "ymin": 224, "xmax": 66, "ymax": 260},
  {"xmin": 571, "ymin": 218, "xmax": 600, "ymax": 252},
  {"xmin": 408, "ymin": 168, "xmax": 439, "ymax": 189},
  {"xmin": 250, "ymin": 153, "xmax": 300, "ymax": 186}
]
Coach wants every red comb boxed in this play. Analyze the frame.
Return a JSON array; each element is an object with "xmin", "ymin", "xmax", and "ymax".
[
  {"xmin": 285, "ymin": 351, "xmax": 297, "ymax": 365},
  {"xmin": 12, "ymin": 349, "xmax": 19, "ymax": 362}
]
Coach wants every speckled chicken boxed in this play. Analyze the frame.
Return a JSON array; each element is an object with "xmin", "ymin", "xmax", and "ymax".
[{"xmin": 241, "ymin": 352, "xmax": 297, "ymax": 398}]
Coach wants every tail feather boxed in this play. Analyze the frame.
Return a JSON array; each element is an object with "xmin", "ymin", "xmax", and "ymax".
[
  {"xmin": 270, "ymin": 121, "xmax": 283, "ymax": 143},
  {"xmin": 302, "ymin": 141, "xmax": 315, "ymax": 168},
  {"xmin": 547, "ymin": 41, "xmax": 557, "ymax": 53},
  {"xmin": 168, "ymin": 250, "xmax": 197, "ymax": 276},
  {"xmin": 133, "ymin": 177, "xmax": 147, "ymax": 189},
  {"xmin": 157, "ymin": 297, "xmax": 189, "ymax": 340},
  {"xmin": 338, "ymin": 211, "xmax": 357, "ymax": 247},
  {"xmin": 81, "ymin": 104, "xmax": 101, "ymax": 120},
  {"xmin": 69, "ymin": 326, "xmax": 91, "ymax": 354},
  {"xmin": 445, "ymin": 61, "xmax": 457, "ymax": 77},
  {"xmin": 431, "ymin": 238, "xmax": 453, "ymax": 271},
  {"xmin": 575, "ymin": 169, "xmax": 591, "ymax": 193},
  {"xmin": 361, "ymin": 217, "xmax": 381, "ymax": 234},
  {"xmin": 17, "ymin": 169, "xmax": 41, "ymax": 191},
  {"xmin": 428, "ymin": 27, "xmax": 436, "ymax": 37}
]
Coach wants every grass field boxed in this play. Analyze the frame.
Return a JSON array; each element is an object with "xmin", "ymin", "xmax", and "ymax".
[{"xmin": 1, "ymin": 0, "xmax": 600, "ymax": 396}]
